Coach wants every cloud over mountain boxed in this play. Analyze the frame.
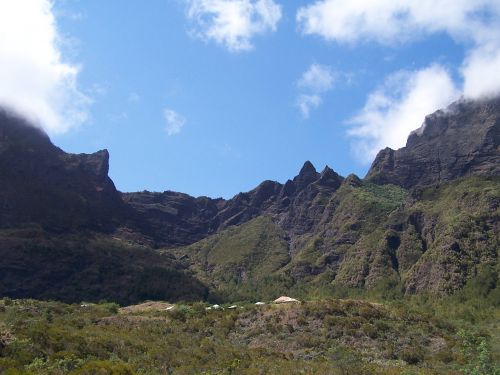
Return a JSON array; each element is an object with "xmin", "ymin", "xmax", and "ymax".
[
  {"xmin": 348, "ymin": 65, "xmax": 459, "ymax": 162},
  {"xmin": 297, "ymin": 0, "xmax": 500, "ymax": 160},
  {"xmin": 0, "ymin": 0, "xmax": 89, "ymax": 134}
]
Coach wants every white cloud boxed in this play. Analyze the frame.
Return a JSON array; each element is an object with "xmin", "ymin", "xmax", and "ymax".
[
  {"xmin": 348, "ymin": 65, "xmax": 460, "ymax": 163},
  {"xmin": 298, "ymin": 63, "xmax": 335, "ymax": 93},
  {"xmin": 297, "ymin": 0, "xmax": 500, "ymax": 159},
  {"xmin": 296, "ymin": 0, "xmax": 497, "ymax": 45},
  {"xmin": 462, "ymin": 44, "xmax": 500, "ymax": 99},
  {"xmin": 297, "ymin": 94, "xmax": 322, "ymax": 119},
  {"xmin": 0, "ymin": 0, "xmax": 90, "ymax": 134},
  {"xmin": 296, "ymin": 0, "xmax": 500, "ymax": 100},
  {"xmin": 186, "ymin": 0, "xmax": 282, "ymax": 52},
  {"xmin": 164, "ymin": 109, "xmax": 186, "ymax": 136},
  {"xmin": 296, "ymin": 64, "xmax": 335, "ymax": 118}
]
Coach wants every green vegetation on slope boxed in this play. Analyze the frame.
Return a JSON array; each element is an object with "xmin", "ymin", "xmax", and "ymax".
[
  {"xmin": 0, "ymin": 178, "xmax": 498, "ymax": 374},
  {"xmin": 170, "ymin": 180, "xmax": 411, "ymax": 301},
  {"xmin": 0, "ymin": 296, "xmax": 498, "ymax": 375},
  {"xmin": 172, "ymin": 216, "xmax": 290, "ymax": 296},
  {"xmin": 169, "ymin": 177, "xmax": 498, "ymax": 302},
  {"xmin": 399, "ymin": 176, "xmax": 500, "ymax": 294}
]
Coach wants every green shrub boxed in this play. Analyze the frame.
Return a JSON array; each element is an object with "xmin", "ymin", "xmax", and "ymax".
[{"xmin": 458, "ymin": 330, "xmax": 500, "ymax": 375}]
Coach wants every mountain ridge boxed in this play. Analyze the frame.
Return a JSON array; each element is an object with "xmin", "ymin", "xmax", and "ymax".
[
  {"xmin": 366, "ymin": 96, "xmax": 500, "ymax": 188},
  {"xmin": 0, "ymin": 96, "xmax": 499, "ymax": 302}
]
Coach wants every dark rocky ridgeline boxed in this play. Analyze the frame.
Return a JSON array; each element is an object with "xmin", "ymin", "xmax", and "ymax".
[
  {"xmin": 0, "ymin": 109, "xmax": 129, "ymax": 232},
  {"xmin": 123, "ymin": 161, "xmax": 344, "ymax": 248},
  {"xmin": 366, "ymin": 96, "xmax": 500, "ymax": 188},
  {"xmin": 0, "ymin": 107, "xmax": 345, "ymax": 248},
  {"xmin": 126, "ymin": 96, "xmax": 500, "ymax": 249},
  {"xmin": 214, "ymin": 161, "xmax": 343, "ymax": 237}
]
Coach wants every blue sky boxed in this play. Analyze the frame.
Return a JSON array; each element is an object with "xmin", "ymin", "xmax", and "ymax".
[{"xmin": 1, "ymin": 1, "xmax": 500, "ymax": 198}]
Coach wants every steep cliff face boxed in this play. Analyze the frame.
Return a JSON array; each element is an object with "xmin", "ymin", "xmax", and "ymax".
[
  {"xmin": 0, "ymin": 109, "xmax": 208, "ymax": 304},
  {"xmin": 122, "ymin": 191, "xmax": 223, "ymax": 247},
  {"xmin": 0, "ymin": 109, "xmax": 126, "ymax": 232},
  {"xmin": 366, "ymin": 97, "xmax": 500, "ymax": 188}
]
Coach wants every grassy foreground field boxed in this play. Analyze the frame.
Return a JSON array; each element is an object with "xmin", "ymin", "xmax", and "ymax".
[{"xmin": 0, "ymin": 295, "xmax": 498, "ymax": 374}]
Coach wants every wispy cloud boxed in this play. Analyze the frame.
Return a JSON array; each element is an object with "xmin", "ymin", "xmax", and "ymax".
[
  {"xmin": 108, "ymin": 111, "xmax": 128, "ymax": 123},
  {"xmin": 298, "ymin": 63, "xmax": 335, "ymax": 93},
  {"xmin": 164, "ymin": 108, "xmax": 186, "ymax": 136},
  {"xmin": 297, "ymin": 0, "xmax": 500, "ymax": 159},
  {"xmin": 186, "ymin": 0, "xmax": 282, "ymax": 52},
  {"xmin": 297, "ymin": 94, "xmax": 322, "ymax": 119},
  {"xmin": 88, "ymin": 83, "xmax": 108, "ymax": 98},
  {"xmin": 128, "ymin": 92, "xmax": 141, "ymax": 103},
  {"xmin": 348, "ymin": 65, "xmax": 460, "ymax": 162},
  {"xmin": 0, "ymin": 0, "xmax": 90, "ymax": 134},
  {"xmin": 296, "ymin": 63, "xmax": 336, "ymax": 118}
]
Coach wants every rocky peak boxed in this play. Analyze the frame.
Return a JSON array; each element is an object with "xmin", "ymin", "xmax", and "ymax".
[
  {"xmin": 84, "ymin": 149, "xmax": 110, "ymax": 179},
  {"xmin": 250, "ymin": 180, "xmax": 282, "ymax": 207},
  {"xmin": 366, "ymin": 96, "xmax": 500, "ymax": 189},
  {"xmin": 293, "ymin": 161, "xmax": 319, "ymax": 188},
  {"xmin": 298, "ymin": 160, "xmax": 317, "ymax": 177},
  {"xmin": 318, "ymin": 165, "xmax": 343, "ymax": 189}
]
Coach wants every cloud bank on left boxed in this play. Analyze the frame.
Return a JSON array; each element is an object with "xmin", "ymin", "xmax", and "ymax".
[{"xmin": 0, "ymin": 0, "xmax": 89, "ymax": 134}]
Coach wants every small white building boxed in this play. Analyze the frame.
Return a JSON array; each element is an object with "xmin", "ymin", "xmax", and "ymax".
[{"xmin": 273, "ymin": 296, "xmax": 300, "ymax": 304}]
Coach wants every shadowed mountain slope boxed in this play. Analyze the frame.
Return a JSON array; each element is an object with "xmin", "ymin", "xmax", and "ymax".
[
  {"xmin": 0, "ymin": 109, "xmax": 127, "ymax": 232},
  {"xmin": 0, "ymin": 109, "xmax": 207, "ymax": 303}
]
